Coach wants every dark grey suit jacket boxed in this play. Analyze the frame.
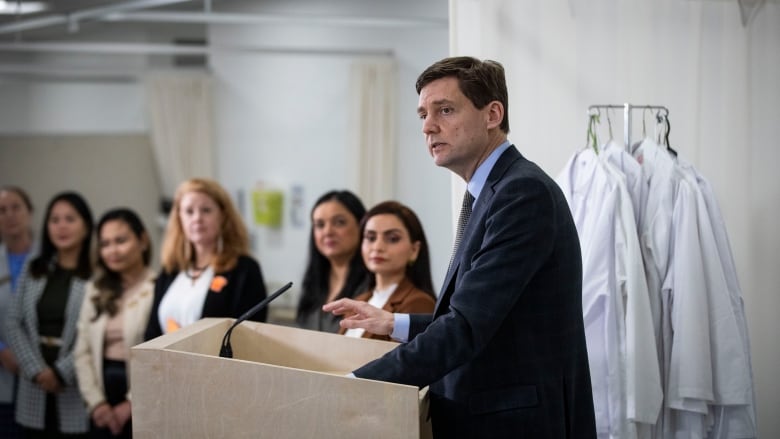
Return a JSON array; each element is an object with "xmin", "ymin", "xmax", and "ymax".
[{"xmin": 354, "ymin": 146, "xmax": 596, "ymax": 438}]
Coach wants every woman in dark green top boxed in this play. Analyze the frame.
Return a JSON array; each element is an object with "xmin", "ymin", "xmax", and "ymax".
[{"xmin": 5, "ymin": 192, "xmax": 93, "ymax": 438}]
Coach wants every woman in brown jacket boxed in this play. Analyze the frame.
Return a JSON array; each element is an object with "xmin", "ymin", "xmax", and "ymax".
[{"xmin": 341, "ymin": 201, "xmax": 435, "ymax": 341}]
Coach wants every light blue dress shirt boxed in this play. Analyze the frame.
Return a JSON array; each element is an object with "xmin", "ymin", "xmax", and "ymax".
[{"xmin": 390, "ymin": 140, "xmax": 512, "ymax": 342}]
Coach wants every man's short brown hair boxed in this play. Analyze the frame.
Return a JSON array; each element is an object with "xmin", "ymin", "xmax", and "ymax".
[{"xmin": 416, "ymin": 56, "xmax": 510, "ymax": 133}]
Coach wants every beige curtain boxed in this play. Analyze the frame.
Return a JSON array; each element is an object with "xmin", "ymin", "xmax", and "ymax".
[
  {"xmin": 449, "ymin": 0, "xmax": 780, "ymax": 436},
  {"xmin": 144, "ymin": 70, "xmax": 215, "ymax": 199},
  {"xmin": 348, "ymin": 58, "xmax": 397, "ymax": 207}
]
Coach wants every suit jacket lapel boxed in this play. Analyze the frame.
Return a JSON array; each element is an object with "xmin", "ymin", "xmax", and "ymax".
[{"xmin": 433, "ymin": 145, "xmax": 522, "ymax": 317}]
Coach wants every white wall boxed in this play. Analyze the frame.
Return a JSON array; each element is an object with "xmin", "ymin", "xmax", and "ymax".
[
  {"xmin": 451, "ymin": 0, "xmax": 780, "ymax": 436},
  {"xmin": 0, "ymin": 26, "xmax": 165, "ymax": 135},
  {"xmin": 0, "ymin": 0, "xmax": 450, "ymax": 307},
  {"xmin": 8, "ymin": 1, "xmax": 772, "ymax": 433},
  {"xmin": 0, "ymin": 135, "xmax": 162, "ymax": 266},
  {"xmin": 208, "ymin": 0, "xmax": 450, "ymax": 304},
  {"xmin": 0, "ymin": 81, "xmax": 146, "ymax": 134}
]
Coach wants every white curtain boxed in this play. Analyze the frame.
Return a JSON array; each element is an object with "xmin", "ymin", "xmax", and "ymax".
[
  {"xmin": 449, "ymin": 0, "xmax": 780, "ymax": 436},
  {"xmin": 348, "ymin": 58, "xmax": 397, "ymax": 207},
  {"xmin": 145, "ymin": 70, "xmax": 215, "ymax": 199}
]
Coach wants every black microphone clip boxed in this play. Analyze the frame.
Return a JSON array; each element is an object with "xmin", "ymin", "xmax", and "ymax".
[{"xmin": 219, "ymin": 281, "xmax": 293, "ymax": 358}]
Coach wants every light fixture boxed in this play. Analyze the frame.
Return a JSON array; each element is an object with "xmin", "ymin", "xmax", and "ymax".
[
  {"xmin": 0, "ymin": 1, "xmax": 49, "ymax": 15},
  {"xmin": 0, "ymin": 0, "xmax": 193, "ymax": 34}
]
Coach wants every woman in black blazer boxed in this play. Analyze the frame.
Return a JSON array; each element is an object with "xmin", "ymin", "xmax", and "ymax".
[
  {"xmin": 145, "ymin": 178, "xmax": 267, "ymax": 340},
  {"xmin": 295, "ymin": 190, "xmax": 368, "ymax": 333}
]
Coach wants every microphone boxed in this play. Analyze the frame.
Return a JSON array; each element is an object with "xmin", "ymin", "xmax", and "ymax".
[{"xmin": 219, "ymin": 281, "xmax": 293, "ymax": 358}]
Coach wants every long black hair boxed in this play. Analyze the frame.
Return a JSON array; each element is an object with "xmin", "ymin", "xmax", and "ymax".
[
  {"xmin": 29, "ymin": 191, "xmax": 94, "ymax": 279},
  {"xmin": 360, "ymin": 201, "xmax": 435, "ymax": 298},
  {"xmin": 92, "ymin": 208, "xmax": 151, "ymax": 319},
  {"xmin": 296, "ymin": 190, "xmax": 368, "ymax": 324}
]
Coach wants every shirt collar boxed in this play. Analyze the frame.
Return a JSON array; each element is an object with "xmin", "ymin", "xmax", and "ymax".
[{"xmin": 467, "ymin": 140, "xmax": 511, "ymax": 204}]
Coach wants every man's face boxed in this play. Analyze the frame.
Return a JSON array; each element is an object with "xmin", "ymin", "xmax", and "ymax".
[{"xmin": 417, "ymin": 77, "xmax": 492, "ymax": 181}]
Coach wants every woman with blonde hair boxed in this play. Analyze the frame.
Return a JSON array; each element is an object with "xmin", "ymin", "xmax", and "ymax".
[{"xmin": 145, "ymin": 178, "xmax": 267, "ymax": 340}]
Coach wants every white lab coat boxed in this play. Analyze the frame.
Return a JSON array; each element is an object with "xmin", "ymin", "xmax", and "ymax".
[
  {"xmin": 602, "ymin": 140, "xmax": 647, "ymax": 230},
  {"xmin": 601, "ymin": 151, "xmax": 662, "ymax": 435},
  {"xmin": 635, "ymin": 139, "xmax": 711, "ymax": 438},
  {"xmin": 557, "ymin": 146, "xmax": 661, "ymax": 439},
  {"xmin": 693, "ymin": 169, "xmax": 757, "ymax": 439},
  {"xmin": 678, "ymin": 161, "xmax": 757, "ymax": 439},
  {"xmin": 631, "ymin": 139, "xmax": 669, "ymax": 368},
  {"xmin": 634, "ymin": 140, "xmax": 756, "ymax": 439},
  {"xmin": 558, "ymin": 147, "xmax": 626, "ymax": 438}
]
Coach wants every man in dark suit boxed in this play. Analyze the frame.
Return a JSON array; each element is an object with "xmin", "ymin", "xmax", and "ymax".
[{"xmin": 324, "ymin": 56, "xmax": 596, "ymax": 438}]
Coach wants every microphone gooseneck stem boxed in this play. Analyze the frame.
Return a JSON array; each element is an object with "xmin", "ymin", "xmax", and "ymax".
[{"xmin": 219, "ymin": 281, "xmax": 293, "ymax": 358}]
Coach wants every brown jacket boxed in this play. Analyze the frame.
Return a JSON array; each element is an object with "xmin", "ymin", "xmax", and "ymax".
[{"xmin": 339, "ymin": 277, "xmax": 434, "ymax": 341}]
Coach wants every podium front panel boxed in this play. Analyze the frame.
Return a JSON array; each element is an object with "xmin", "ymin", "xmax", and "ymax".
[{"xmin": 131, "ymin": 318, "xmax": 430, "ymax": 438}]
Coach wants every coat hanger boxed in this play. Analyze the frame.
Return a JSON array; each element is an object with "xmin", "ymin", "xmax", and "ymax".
[
  {"xmin": 629, "ymin": 107, "xmax": 652, "ymax": 155},
  {"xmin": 654, "ymin": 110, "xmax": 663, "ymax": 143},
  {"xmin": 663, "ymin": 112, "xmax": 677, "ymax": 157},
  {"xmin": 586, "ymin": 108, "xmax": 600, "ymax": 154},
  {"xmin": 655, "ymin": 109, "xmax": 677, "ymax": 157}
]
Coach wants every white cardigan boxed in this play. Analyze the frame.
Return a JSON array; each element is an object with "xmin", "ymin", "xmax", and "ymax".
[{"xmin": 73, "ymin": 269, "xmax": 155, "ymax": 413}]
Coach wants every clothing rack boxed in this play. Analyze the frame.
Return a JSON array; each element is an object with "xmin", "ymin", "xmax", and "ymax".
[{"xmin": 588, "ymin": 103, "xmax": 669, "ymax": 148}]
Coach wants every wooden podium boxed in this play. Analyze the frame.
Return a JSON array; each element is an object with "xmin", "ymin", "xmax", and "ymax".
[{"xmin": 131, "ymin": 318, "xmax": 431, "ymax": 438}]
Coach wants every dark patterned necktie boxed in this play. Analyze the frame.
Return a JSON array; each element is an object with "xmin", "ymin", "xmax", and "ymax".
[{"xmin": 449, "ymin": 190, "xmax": 474, "ymax": 270}]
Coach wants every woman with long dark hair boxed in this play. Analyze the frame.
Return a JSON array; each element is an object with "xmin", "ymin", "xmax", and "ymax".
[
  {"xmin": 74, "ymin": 208, "xmax": 154, "ymax": 438},
  {"xmin": 6, "ymin": 191, "xmax": 93, "ymax": 437},
  {"xmin": 296, "ymin": 190, "xmax": 368, "ymax": 332},
  {"xmin": 341, "ymin": 201, "xmax": 435, "ymax": 341}
]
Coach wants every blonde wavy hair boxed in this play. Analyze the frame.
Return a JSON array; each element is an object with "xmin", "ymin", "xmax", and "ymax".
[{"xmin": 161, "ymin": 178, "xmax": 249, "ymax": 274}]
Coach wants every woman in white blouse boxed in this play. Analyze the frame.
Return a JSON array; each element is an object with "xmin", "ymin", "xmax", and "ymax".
[
  {"xmin": 74, "ymin": 208, "xmax": 155, "ymax": 438},
  {"xmin": 144, "ymin": 178, "xmax": 267, "ymax": 340}
]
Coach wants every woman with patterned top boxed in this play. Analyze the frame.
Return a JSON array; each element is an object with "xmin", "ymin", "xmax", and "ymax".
[
  {"xmin": 0, "ymin": 186, "xmax": 36, "ymax": 438},
  {"xmin": 5, "ymin": 191, "xmax": 94, "ymax": 438}
]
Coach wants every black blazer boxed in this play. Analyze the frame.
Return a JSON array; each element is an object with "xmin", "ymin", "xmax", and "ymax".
[
  {"xmin": 144, "ymin": 255, "xmax": 267, "ymax": 340},
  {"xmin": 354, "ymin": 146, "xmax": 596, "ymax": 438}
]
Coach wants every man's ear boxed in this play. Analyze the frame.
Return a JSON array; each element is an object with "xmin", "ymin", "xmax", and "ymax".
[{"xmin": 485, "ymin": 101, "xmax": 505, "ymax": 130}]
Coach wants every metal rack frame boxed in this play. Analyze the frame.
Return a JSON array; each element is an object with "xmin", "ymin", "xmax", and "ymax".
[{"xmin": 588, "ymin": 103, "xmax": 669, "ymax": 148}]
